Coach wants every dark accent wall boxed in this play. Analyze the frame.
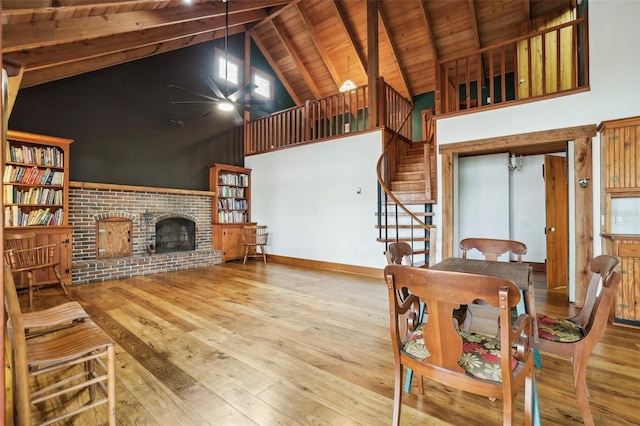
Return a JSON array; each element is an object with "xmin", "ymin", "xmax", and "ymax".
[{"xmin": 9, "ymin": 35, "xmax": 294, "ymax": 191}]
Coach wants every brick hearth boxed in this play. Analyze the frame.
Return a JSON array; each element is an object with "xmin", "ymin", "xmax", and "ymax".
[{"xmin": 69, "ymin": 182, "xmax": 221, "ymax": 284}]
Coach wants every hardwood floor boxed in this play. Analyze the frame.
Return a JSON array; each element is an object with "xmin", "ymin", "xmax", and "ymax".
[{"xmin": 6, "ymin": 262, "xmax": 640, "ymax": 425}]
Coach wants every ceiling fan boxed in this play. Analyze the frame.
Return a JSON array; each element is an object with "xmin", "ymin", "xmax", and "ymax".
[{"xmin": 168, "ymin": 0, "xmax": 271, "ymax": 125}]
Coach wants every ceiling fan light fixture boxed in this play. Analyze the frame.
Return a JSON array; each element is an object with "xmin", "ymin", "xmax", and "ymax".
[{"xmin": 218, "ymin": 101, "xmax": 235, "ymax": 112}]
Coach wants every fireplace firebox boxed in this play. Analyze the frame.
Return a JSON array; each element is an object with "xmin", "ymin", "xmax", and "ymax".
[{"xmin": 155, "ymin": 217, "xmax": 196, "ymax": 254}]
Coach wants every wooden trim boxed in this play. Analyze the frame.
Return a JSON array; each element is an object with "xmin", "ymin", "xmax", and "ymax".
[
  {"xmin": 439, "ymin": 126, "xmax": 596, "ymax": 290},
  {"xmin": 268, "ymin": 254, "xmax": 382, "ymax": 279},
  {"xmin": 441, "ymin": 151, "xmax": 454, "ymax": 259},
  {"xmin": 70, "ymin": 181, "xmax": 215, "ymax": 197},
  {"xmin": 439, "ymin": 125, "xmax": 596, "ymax": 155},
  {"xmin": 574, "ymin": 137, "xmax": 593, "ymax": 307}
]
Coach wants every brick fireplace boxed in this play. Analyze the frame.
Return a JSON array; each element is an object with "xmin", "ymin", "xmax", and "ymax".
[{"xmin": 69, "ymin": 182, "xmax": 221, "ymax": 284}]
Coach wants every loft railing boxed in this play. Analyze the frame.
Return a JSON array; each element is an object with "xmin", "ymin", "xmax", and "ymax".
[
  {"xmin": 245, "ymin": 78, "xmax": 412, "ymax": 155},
  {"xmin": 436, "ymin": 14, "xmax": 589, "ymax": 115}
]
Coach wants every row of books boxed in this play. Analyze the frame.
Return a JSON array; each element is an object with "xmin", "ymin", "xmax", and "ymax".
[
  {"xmin": 4, "ymin": 206, "xmax": 64, "ymax": 227},
  {"xmin": 4, "ymin": 185, "xmax": 63, "ymax": 205},
  {"xmin": 3, "ymin": 165, "xmax": 64, "ymax": 185},
  {"xmin": 218, "ymin": 185, "xmax": 246, "ymax": 198},
  {"xmin": 6, "ymin": 143, "xmax": 64, "ymax": 167},
  {"xmin": 217, "ymin": 211, "xmax": 249, "ymax": 223},
  {"xmin": 218, "ymin": 173, "xmax": 249, "ymax": 187},
  {"xmin": 217, "ymin": 198, "xmax": 248, "ymax": 210}
]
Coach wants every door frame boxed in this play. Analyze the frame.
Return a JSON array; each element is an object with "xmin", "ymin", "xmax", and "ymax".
[{"xmin": 439, "ymin": 124, "xmax": 596, "ymax": 306}]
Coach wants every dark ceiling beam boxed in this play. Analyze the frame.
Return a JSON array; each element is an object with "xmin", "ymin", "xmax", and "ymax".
[
  {"xmin": 378, "ymin": 6, "xmax": 411, "ymax": 99},
  {"xmin": 2, "ymin": 0, "xmax": 291, "ymax": 52},
  {"xmin": 296, "ymin": 3, "xmax": 341, "ymax": 92},
  {"xmin": 270, "ymin": 17, "xmax": 322, "ymax": 99},
  {"xmin": 331, "ymin": 0, "xmax": 367, "ymax": 77},
  {"xmin": 249, "ymin": 30, "xmax": 301, "ymax": 105}
]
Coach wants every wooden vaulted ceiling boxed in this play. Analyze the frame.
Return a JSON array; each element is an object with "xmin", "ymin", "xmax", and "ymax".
[{"xmin": 2, "ymin": 0, "xmax": 576, "ymax": 104}]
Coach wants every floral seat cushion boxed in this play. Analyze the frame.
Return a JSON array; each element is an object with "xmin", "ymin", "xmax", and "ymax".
[
  {"xmin": 402, "ymin": 324, "xmax": 517, "ymax": 383},
  {"xmin": 536, "ymin": 313, "xmax": 584, "ymax": 342}
]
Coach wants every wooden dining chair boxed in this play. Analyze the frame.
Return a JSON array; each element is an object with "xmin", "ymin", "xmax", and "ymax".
[
  {"xmin": 384, "ymin": 264, "xmax": 534, "ymax": 426},
  {"xmin": 5, "ymin": 232, "xmax": 68, "ymax": 306},
  {"xmin": 242, "ymin": 225, "xmax": 269, "ymax": 264},
  {"xmin": 533, "ymin": 255, "xmax": 621, "ymax": 426},
  {"xmin": 460, "ymin": 237, "xmax": 528, "ymax": 262},
  {"xmin": 4, "ymin": 263, "xmax": 117, "ymax": 426}
]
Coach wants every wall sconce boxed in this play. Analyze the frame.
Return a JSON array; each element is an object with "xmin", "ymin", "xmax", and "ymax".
[
  {"xmin": 507, "ymin": 154, "xmax": 523, "ymax": 172},
  {"xmin": 579, "ymin": 178, "xmax": 590, "ymax": 188}
]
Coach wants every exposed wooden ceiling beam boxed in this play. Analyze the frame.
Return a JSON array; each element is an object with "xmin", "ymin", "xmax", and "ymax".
[
  {"xmin": 270, "ymin": 17, "xmax": 322, "ymax": 99},
  {"xmin": 467, "ymin": 0, "xmax": 486, "ymax": 85},
  {"xmin": 378, "ymin": 6, "xmax": 411, "ymax": 99},
  {"xmin": 418, "ymin": 0, "xmax": 438, "ymax": 61},
  {"xmin": 8, "ymin": 9, "xmax": 267, "ymax": 73},
  {"xmin": 296, "ymin": 3, "xmax": 341, "ymax": 92},
  {"xmin": 2, "ymin": 0, "xmax": 290, "ymax": 52},
  {"xmin": 331, "ymin": 0, "xmax": 367, "ymax": 77},
  {"xmin": 20, "ymin": 26, "xmax": 246, "ymax": 88},
  {"xmin": 251, "ymin": 0, "xmax": 301, "ymax": 29},
  {"xmin": 249, "ymin": 30, "xmax": 301, "ymax": 105}
]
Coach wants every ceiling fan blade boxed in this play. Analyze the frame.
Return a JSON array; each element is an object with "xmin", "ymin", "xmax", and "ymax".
[
  {"xmin": 167, "ymin": 84, "xmax": 219, "ymax": 102},
  {"xmin": 240, "ymin": 104, "xmax": 271, "ymax": 118},
  {"xmin": 228, "ymin": 83, "xmax": 257, "ymax": 103},
  {"xmin": 231, "ymin": 109, "xmax": 244, "ymax": 125},
  {"xmin": 171, "ymin": 100, "xmax": 219, "ymax": 105},
  {"xmin": 203, "ymin": 75, "xmax": 226, "ymax": 100}
]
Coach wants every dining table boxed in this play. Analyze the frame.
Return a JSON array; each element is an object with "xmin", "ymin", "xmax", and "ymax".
[{"xmin": 427, "ymin": 256, "xmax": 542, "ymax": 425}]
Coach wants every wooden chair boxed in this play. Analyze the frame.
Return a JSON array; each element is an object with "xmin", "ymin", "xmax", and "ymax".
[
  {"xmin": 384, "ymin": 241, "xmax": 414, "ymax": 266},
  {"xmin": 384, "ymin": 265, "xmax": 534, "ymax": 426},
  {"xmin": 533, "ymin": 255, "xmax": 621, "ymax": 426},
  {"xmin": 460, "ymin": 237, "xmax": 528, "ymax": 262},
  {"xmin": 5, "ymin": 232, "xmax": 68, "ymax": 306},
  {"xmin": 384, "ymin": 241, "xmax": 471, "ymax": 331},
  {"xmin": 4, "ymin": 263, "xmax": 117, "ymax": 426},
  {"xmin": 242, "ymin": 225, "xmax": 269, "ymax": 264}
]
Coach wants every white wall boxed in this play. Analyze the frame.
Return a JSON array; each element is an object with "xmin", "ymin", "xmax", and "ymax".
[
  {"xmin": 245, "ymin": 131, "xmax": 383, "ymax": 268},
  {"xmin": 457, "ymin": 154, "xmax": 510, "ymax": 259},
  {"xmin": 435, "ymin": 0, "xmax": 640, "ymax": 294},
  {"xmin": 247, "ymin": 0, "xmax": 639, "ymax": 272},
  {"xmin": 510, "ymin": 154, "xmax": 547, "ymax": 262}
]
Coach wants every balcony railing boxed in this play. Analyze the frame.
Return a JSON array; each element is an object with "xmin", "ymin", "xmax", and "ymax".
[
  {"xmin": 245, "ymin": 78, "xmax": 412, "ymax": 155},
  {"xmin": 436, "ymin": 15, "xmax": 589, "ymax": 115}
]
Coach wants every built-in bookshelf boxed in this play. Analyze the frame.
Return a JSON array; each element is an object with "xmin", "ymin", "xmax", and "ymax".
[
  {"xmin": 3, "ymin": 131, "xmax": 72, "ymax": 227},
  {"xmin": 209, "ymin": 164, "xmax": 255, "ymax": 262},
  {"xmin": 3, "ymin": 130, "xmax": 74, "ymax": 284},
  {"xmin": 211, "ymin": 164, "xmax": 251, "ymax": 224}
]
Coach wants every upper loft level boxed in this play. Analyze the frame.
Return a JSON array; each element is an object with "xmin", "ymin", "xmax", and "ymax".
[{"xmin": 245, "ymin": 10, "xmax": 589, "ymax": 155}]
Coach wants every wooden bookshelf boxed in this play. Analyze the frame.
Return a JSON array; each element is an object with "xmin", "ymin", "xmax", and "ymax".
[
  {"xmin": 209, "ymin": 164, "xmax": 255, "ymax": 262},
  {"xmin": 3, "ymin": 130, "xmax": 73, "ymax": 284}
]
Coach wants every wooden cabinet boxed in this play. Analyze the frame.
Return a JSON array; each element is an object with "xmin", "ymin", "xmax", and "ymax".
[
  {"xmin": 209, "ymin": 164, "xmax": 253, "ymax": 262},
  {"xmin": 3, "ymin": 130, "xmax": 73, "ymax": 284},
  {"xmin": 602, "ymin": 236, "xmax": 640, "ymax": 326},
  {"xmin": 599, "ymin": 116, "xmax": 640, "ymax": 328},
  {"xmin": 212, "ymin": 222, "xmax": 256, "ymax": 262}
]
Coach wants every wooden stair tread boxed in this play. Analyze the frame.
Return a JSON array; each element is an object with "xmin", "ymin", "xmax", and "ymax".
[
  {"xmin": 375, "ymin": 211, "xmax": 434, "ymax": 217},
  {"xmin": 376, "ymin": 237, "xmax": 432, "ymax": 243},
  {"xmin": 375, "ymin": 224, "xmax": 432, "ymax": 229}
]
